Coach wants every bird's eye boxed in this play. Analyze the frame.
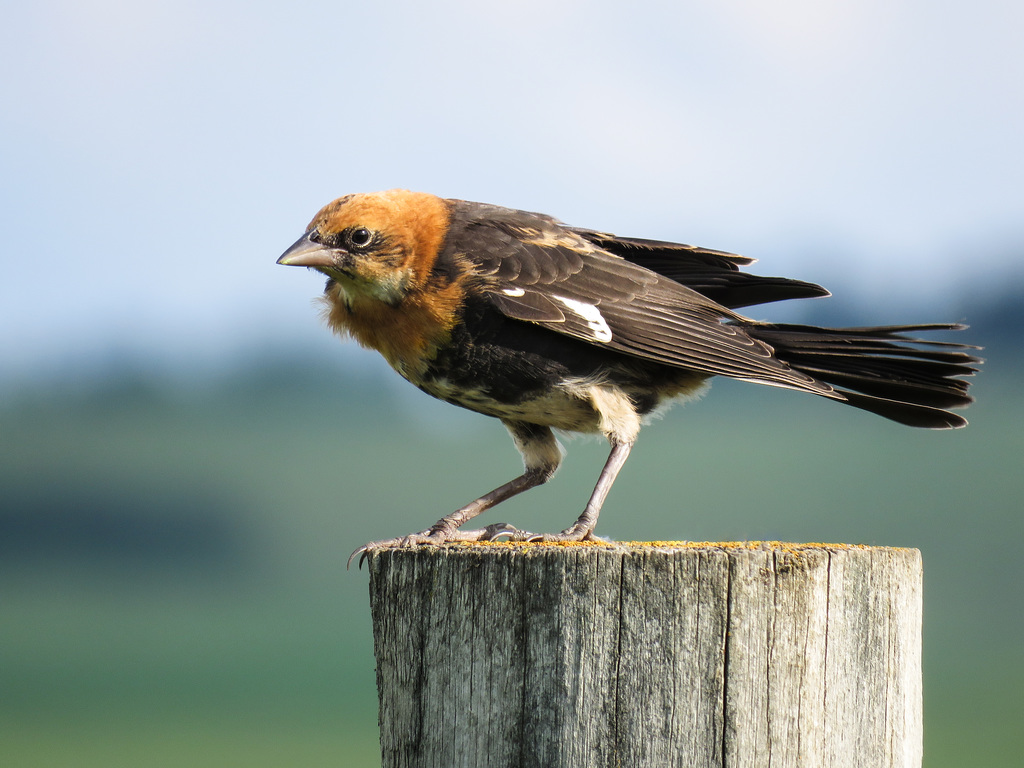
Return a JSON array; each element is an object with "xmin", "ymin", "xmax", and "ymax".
[{"xmin": 346, "ymin": 227, "xmax": 374, "ymax": 250}]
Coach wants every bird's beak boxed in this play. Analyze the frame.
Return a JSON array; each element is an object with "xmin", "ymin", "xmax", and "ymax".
[{"xmin": 277, "ymin": 233, "xmax": 338, "ymax": 268}]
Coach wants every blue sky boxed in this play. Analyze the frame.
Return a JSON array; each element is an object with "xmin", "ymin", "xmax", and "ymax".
[{"xmin": 2, "ymin": 0, "xmax": 1021, "ymax": 383}]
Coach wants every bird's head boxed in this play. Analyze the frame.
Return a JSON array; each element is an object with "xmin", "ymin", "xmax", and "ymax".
[{"xmin": 277, "ymin": 189, "xmax": 450, "ymax": 305}]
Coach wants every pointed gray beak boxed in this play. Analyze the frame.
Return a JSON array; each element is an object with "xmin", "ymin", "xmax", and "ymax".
[{"xmin": 277, "ymin": 233, "xmax": 338, "ymax": 268}]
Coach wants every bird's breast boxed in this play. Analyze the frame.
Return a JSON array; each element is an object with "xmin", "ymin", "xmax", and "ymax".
[{"xmin": 322, "ymin": 279, "xmax": 465, "ymax": 378}]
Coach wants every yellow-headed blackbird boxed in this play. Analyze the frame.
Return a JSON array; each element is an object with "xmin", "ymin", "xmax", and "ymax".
[{"xmin": 277, "ymin": 190, "xmax": 979, "ymax": 562}]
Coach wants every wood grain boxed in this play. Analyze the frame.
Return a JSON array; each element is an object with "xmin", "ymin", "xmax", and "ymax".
[{"xmin": 367, "ymin": 542, "xmax": 922, "ymax": 768}]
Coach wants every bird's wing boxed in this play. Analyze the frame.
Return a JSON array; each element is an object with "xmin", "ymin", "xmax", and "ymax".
[
  {"xmin": 569, "ymin": 229, "xmax": 831, "ymax": 309},
  {"xmin": 447, "ymin": 204, "xmax": 832, "ymax": 393}
]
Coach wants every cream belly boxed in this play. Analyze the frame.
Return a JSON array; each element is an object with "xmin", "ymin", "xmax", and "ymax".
[{"xmin": 416, "ymin": 375, "xmax": 606, "ymax": 433}]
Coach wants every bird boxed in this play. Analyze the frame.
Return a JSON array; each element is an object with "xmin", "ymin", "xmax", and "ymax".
[{"xmin": 277, "ymin": 189, "xmax": 979, "ymax": 562}]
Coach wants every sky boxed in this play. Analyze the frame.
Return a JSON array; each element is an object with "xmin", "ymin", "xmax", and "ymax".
[{"xmin": 2, "ymin": 0, "xmax": 1022, "ymax": 384}]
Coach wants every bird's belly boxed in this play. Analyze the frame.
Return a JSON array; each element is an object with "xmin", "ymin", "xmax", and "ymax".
[{"xmin": 415, "ymin": 376, "xmax": 604, "ymax": 432}]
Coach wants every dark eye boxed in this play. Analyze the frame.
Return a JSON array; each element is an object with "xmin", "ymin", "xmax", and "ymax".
[{"xmin": 346, "ymin": 227, "xmax": 374, "ymax": 249}]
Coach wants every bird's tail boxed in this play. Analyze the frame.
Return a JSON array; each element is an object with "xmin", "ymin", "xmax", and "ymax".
[{"xmin": 744, "ymin": 322, "xmax": 981, "ymax": 429}]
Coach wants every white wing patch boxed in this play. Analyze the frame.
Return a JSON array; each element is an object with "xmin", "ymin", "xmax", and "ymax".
[
  {"xmin": 553, "ymin": 295, "xmax": 613, "ymax": 342},
  {"xmin": 501, "ymin": 287, "xmax": 526, "ymax": 297}
]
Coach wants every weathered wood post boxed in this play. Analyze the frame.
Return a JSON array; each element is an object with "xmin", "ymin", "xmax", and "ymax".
[{"xmin": 367, "ymin": 542, "xmax": 922, "ymax": 768}]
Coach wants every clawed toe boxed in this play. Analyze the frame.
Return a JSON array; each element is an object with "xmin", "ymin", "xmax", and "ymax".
[
  {"xmin": 517, "ymin": 525, "xmax": 609, "ymax": 544},
  {"xmin": 347, "ymin": 519, "xmax": 612, "ymax": 569},
  {"xmin": 347, "ymin": 522, "xmax": 531, "ymax": 569},
  {"xmin": 347, "ymin": 530, "xmax": 438, "ymax": 569}
]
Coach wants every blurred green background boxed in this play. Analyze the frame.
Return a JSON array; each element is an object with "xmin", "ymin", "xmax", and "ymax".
[{"xmin": 1, "ymin": 321, "xmax": 1020, "ymax": 767}]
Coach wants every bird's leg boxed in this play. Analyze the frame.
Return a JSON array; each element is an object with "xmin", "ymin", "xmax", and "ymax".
[
  {"xmin": 517, "ymin": 384, "xmax": 639, "ymax": 542},
  {"xmin": 349, "ymin": 422, "xmax": 560, "ymax": 567},
  {"xmin": 521, "ymin": 439, "xmax": 633, "ymax": 542}
]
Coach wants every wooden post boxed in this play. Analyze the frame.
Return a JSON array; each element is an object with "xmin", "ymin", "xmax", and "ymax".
[{"xmin": 367, "ymin": 542, "xmax": 922, "ymax": 768}]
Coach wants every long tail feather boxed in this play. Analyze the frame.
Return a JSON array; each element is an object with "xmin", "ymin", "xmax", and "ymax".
[{"xmin": 745, "ymin": 322, "xmax": 981, "ymax": 429}]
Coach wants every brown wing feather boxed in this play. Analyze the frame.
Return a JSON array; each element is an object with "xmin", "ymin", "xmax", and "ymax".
[
  {"xmin": 571, "ymin": 228, "xmax": 831, "ymax": 308},
  {"xmin": 445, "ymin": 201, "xmax": 835, "ymax": 397}
]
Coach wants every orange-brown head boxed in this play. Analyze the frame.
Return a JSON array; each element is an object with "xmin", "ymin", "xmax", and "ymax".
[
  {"xmin": 277, "ymin": 190, "xmax": 466, "ymax": 376},
  {"xmin": 278, "ymin": 189, "xmax": 453, "ymax": 305}
]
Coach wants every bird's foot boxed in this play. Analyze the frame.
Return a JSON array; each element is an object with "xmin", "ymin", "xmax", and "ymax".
[
  {"xmin": 347, "ymin": 522, "xmax": 520, "ymax": 569},
  {"xmin": 508, "ymin": 522, "xmax": 611, "ymax": 544}
]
